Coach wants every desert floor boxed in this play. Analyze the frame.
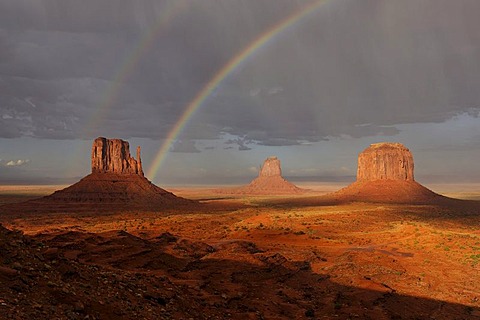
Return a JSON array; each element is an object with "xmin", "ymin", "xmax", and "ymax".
[{"xmin": 0, "ymin": 184, "xmax": 479, "ymax": 319}]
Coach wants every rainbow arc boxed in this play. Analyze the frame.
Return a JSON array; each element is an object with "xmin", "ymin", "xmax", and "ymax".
[{"xmin": 146, "ymin": 0, "xmax": 328, "ymax": 180}]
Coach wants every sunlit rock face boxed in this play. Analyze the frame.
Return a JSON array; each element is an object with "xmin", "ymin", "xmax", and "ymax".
[
  {"xmin": 331, "ymin": 142, "xmax": 445, "ymax": 204},
  {"xmin": 357, "ymin": 143, "xmax": 414, "ymax": 182},
  {"xmin": 91, "ymin": 137, "xmax": 143, "ymax": 176},
  {"xmin": 15, "ymin": 137, "xmax": 194, "ymax": 211},
  {"xmin": 259, "ymin": 157, "xmax": 282, "ymax": 177}
]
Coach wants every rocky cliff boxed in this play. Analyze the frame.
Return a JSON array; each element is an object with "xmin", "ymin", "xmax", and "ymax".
[
  {"xmin": 333, "ymin": 142, "xmax": 444, "ymax": 204},
  {"xmin": 259, "ymin": 157, "xmax": 282, "ymax": 177},
  {"xmin": 91, "ymin": 137, "xmax": 143, "ymax": 176},
  {"xmin": 357, "ymin": 143, "xmax": 414, "ymax": 181}
]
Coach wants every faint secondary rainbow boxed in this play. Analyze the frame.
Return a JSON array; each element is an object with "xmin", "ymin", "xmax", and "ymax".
[
  {"xmin": 84, "ymin": 0, "xmax": 188, "ymax": 136},
  {"xmin": 146, "ymin": 0, "xmax": 328, "ymax": 180}
]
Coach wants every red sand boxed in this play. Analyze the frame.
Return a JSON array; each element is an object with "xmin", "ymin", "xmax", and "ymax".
[{"xmin": 0, "ymin": 186, "xmax": 479, "ymax": 319}]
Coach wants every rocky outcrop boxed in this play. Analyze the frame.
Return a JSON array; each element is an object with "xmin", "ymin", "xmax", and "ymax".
[
  {"xmin": 12, "ymin": 137, "xmax": 193, "ymax": 212},
  {"xmin": 91, "ymin": 137, "xmax": 143, "ymax": 176},
  {"xmin": 259, "ymin": 157, "xmax": 282, "ymax": 177},
  {"xmin": 357, "ymin": 143, "xmax": 414, "ymax": 181},
  {"xmin": 333, "ymin": 142, "xmax": 444, "ymax": 204},
  {"xmin": 220, "ymin": 157, "xmax": 304, "ymax": 195}
]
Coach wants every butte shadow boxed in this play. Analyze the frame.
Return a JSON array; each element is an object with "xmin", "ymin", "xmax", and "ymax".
[
  {"xmin": 0, "ymin": 137, "xmax": 196, "ymax": 214},
  {"xmin": 0, "ymin": 223, "xmax": 474, "ymax": 319}
]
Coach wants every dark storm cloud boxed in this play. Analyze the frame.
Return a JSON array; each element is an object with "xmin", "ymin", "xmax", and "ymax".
[
  {"xmin": 0, "ymin": 1, "xmax": 142, "ymax": 33},
  {"xmin": 1, "ymin": 0, "xmax": 479, "ymax": 146},
  {"xmin": 205, "ymin": 0, "xmax": 480, "ymax": 143}
]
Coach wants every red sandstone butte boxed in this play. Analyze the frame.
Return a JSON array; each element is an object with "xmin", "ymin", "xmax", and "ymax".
[
  {"xmin": 12, "ymin": 137, "xmax": 193, "ymax": 212},
  {"xmin": 91, "ymin": 137, "xmax": 143, "ymax": 175},
  {"xmin": 228, "ymin": 157, "xmax": 304, "ymax": 195},
  {"xmin": 333, "ymin": 142, "xmax": 444, "ymax": 204},
  {"xmin": 258, "ymin": 156, "xmax": 283, "ymax": 177},
  {"xmin": 357, "ymin": 143, "xmax": 414, "ymax": 182}
]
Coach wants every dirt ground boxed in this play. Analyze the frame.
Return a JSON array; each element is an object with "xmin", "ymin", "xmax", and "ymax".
[{"xmin": 0, "ymin": 185, "xmax": 479, "ymax": 319}]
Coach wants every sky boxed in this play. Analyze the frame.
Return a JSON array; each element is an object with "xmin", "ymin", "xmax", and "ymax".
[{"xmin": 1, "ymin": 0, "xmax": 480, "ymax": 185}]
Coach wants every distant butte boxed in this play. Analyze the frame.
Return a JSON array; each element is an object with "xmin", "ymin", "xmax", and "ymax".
[
  {"xmin": 7, "ymin": 137, "xmax": 194, "ymax": 212},
  {"xmin": 224, "ymin": 157, "xmax": 304, "ymax": 195},
  {"xmin": 333, "ymin": 142, "xmax": 446, "ymax": 204}
]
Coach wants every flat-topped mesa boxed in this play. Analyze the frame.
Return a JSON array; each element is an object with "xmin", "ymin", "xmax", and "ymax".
[
  {"xmin": 331, "ymin": 142, "xmax": 448, "ymax": 204},
  {"xmin": 91, "ymin": 137, "xmax": 143, "ymax": 176},
  {"xmin": 357, "ymin": 142, "xmax": 414, "ymax": 182},
  {"xmin": 259, "ymin": 156, "xmax": 282, "ymax": 177}
]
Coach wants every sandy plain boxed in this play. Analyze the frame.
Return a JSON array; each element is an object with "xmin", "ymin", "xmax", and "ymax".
[{"xmin": 0, "ymin": 183, "xmax": 479, "ymax": 319}]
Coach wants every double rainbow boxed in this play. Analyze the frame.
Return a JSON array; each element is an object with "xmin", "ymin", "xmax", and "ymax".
[
  {"xmin": 85, "ymin": 1, "xmax": 188, "ymax": 136},
  {"xmin": 146, "ymin": 0, "xmax": 328, "ymax": 180}
]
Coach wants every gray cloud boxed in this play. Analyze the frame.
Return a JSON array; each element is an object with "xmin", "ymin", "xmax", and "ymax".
[
  {"xmin": 0, "ymin": 159, "xmax": 30, "ymax": 167},
  {"xmin": 225, "ymin": 137, "xmax": 253, "ymax": 151},
  {"xmin": 257, "ymin": 138, "xmax": 303, "ymax": 147},
  {"xmin": 0, "ymin": 0, "xmax": 479, "ymax": 147},
  {"xmin": 170, "ymin": 140, "xmax": 201, "ymax": 153}
]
